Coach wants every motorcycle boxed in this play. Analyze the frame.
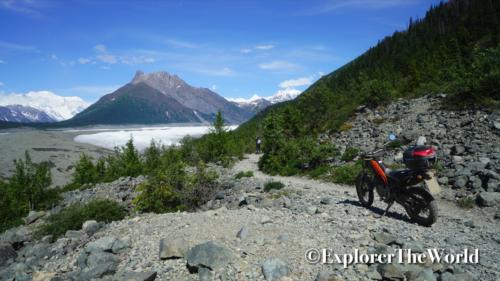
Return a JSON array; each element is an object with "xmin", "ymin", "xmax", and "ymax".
[{"xmin": 355, "ymin": 134, "xmax": 440, "ymax": 226}]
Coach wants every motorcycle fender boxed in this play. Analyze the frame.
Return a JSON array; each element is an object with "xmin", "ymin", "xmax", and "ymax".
[
  {"xmin": 424, "ymin": 171, "xmax": 441, "ymax": 195},
  {"xmin": 408, "ymin": 186, "xmax": 435, "ymax": 202}
]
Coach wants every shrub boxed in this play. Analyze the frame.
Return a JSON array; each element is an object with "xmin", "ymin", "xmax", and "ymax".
[
  {"xmin": 264, "ymin": 181, "xmax": 285, "ymax": 192},
  {"xmin": 307, "ymin": 165, "xmax": 330, "ymax": 179},
  {"xmin": 387, "ymin": 140, "xmax": 403, "ymax": 150},
  {"xmin": 457, "ymin": 196, "xmax": 475, "ymax": 209},
  {"xmin": 328, "ymin": 162, "xmax": 362, "ymax": 185},
  {"xmin": 36, "ymin": 199, "xmax": 126, "ymax": 239},
  {"xmin": 235, "ymin": 171, "xmax": 254, "ymax": 179},
  {"xmin": 338, "ymin": 122, "xmax": 353, "ymax": 132},
  {"xmin": 341, "ymin": 147, "xmax": 360, "ymax": 162}
]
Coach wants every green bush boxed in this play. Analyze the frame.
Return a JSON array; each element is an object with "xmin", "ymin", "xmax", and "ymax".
[
  {"xmin": 0, "ymin": 152, "xmax": 59, "ymax": 232},
  {"xmin": 235, "ymin": 171, "xmax": 254, "ymax": 179},
  {"xmin": 341, "ymin": 147, "xmax": 360, "ymax": 162},
  {"xmin": 264, "ymin": 181, "xmax": 285, "ymax": 192},
  {"xmin": 36, "ymin": 199, "xmax": 126, "ymax": 239},
  {"xmin": 328, "ymin": 162, "xmax": 362, "ymax": 185},
  {"xmin": 457, "ymin": 196, "xmax": 475, "ymax": 209},
  {"xmin": 307, "ymin": 165, "xmax": 330, "ymax": 179}
]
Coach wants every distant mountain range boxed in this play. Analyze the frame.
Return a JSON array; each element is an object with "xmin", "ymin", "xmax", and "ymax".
[
  {"xmin": 0, "ymin": 91, "xmax": 89, "ymax": 121},
  {"xmin": 0, "ymin": 105, "xmax": 56, "ymax": 123},
  {"xmin": 228, "ymin": 88, "xmax": 301, "ymax": 113},
  {"xmin": 0, "ymin": 71, "xmax": 301, "ymax": 127}
]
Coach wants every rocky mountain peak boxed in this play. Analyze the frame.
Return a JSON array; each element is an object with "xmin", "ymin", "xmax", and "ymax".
[{"xmin": 131, "ymin": 70, "xmax": 186, "ymax": 90}]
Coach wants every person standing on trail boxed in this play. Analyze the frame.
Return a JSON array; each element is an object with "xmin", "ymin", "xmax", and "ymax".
[{"xmin": 256, "ymin": 137, "xmax": 261, "ymax": 154}]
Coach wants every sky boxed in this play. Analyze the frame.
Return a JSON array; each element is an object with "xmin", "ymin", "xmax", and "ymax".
[{"xmin": 0, "ymin": 0, "xmax": 443, "ymax": 103}]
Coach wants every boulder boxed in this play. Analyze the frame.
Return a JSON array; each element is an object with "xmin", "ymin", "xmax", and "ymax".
[
  {"xmin": 82, "ymin": 220, "xmax": 101, "ymax": 236},
  {"xmin": 315, "ymin": 270, "xmax": 341, "ymax": 281},
  {"xmin": 32, "ymin": 272, "xmax": 57, "ymax": 281},
  {"xmin": 120, "ymin": 271, "xmax": 157, "ymax": 281},
  {"xmin": 24, "ymin": 211, "xmax": 46, "ymax": 225},
  {"xmin": 377, "ymin": 263, "xmax": 405, "ymax": 280},
  {"xmin": 476, "ymin": 192, "xmax": 500, "ymax": 207},
  {"xmin": 262, "ymin": 257, "xmax": 290, "ymax": 281},
  {"xmin": 373, "ymin": 232, "xmax": 397, "ymax": 245},
  {"xmin": 85, "ymin": 236, "xmax": 117, "ymax": 253},
  {"xmin": 186, "ymin": 241, "xmax": 235, "ymax": 272},
  {"xmin": 236, "ymin": 226, "xmax": 249, "ymax": 240},
  {"xmin": 159, "ymin": 238, "xmax": 189, "ymax": 259},
  {"xmin": 306, "ymin": 205, "xmax": 318, "ymax": 215},
  {"xmin": 0, "ymin": 242, "xmax": 17, "ymax": 266}
]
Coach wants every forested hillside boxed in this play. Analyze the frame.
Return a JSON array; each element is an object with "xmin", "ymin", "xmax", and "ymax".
[{"xmin": 234, "ymin": 0, "xmax": 499, "ymax": 148}]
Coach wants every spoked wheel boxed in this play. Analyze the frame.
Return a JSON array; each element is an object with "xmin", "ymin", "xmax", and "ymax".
[
  {"xmin": 356, "ymin": 173, "xmax": 374, "ymax": 207},
  {"xmin": 403, "ymin": 188, "xmax": 438, "ymax": 227}
]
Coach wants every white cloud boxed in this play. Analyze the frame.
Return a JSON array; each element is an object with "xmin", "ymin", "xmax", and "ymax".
[
  {"xmin": 196, "ymin": 67, "xmax": 234, "ymax": 77},
  {"xmin": 240, "ymin": 48, "xmax": 252, "ymax": 54},
  {"xmin": 0, "ymin": 91, "xmax": 90, "ymax": 120},
  {"xmin": 78, "ymin": 57, "xmax": 92, "ymax": 64},
  {"xmin": 0, "ymin": 41, "xmax": 38, "ymax": 52},
  {"xmin": 97, "ymin": 53, "xmax": 117, "ymax": 64},
  {"xmin": 308, "ymin": 0, "xmax": 419, "ymax": 14},
  {"xmin": 211, "ymin": 85, "xmax": 217, "ymax": 91},
  {"xmin": 166, "ymin": 38, "xmax": 198, "ymax": 49},
  {"xmin": 255, "ymin": 44, "xmax": 275, "ymax": 50},
  {"xmin": 0, "ymin": 81, "xmax": 4, "ymax": 87},
  {"xmin": 0, "ymin": 0, "xmax": 45, "ymax": 15},
  {"xmin": 121, "ymin": 55, "xmax": 155, "ymax": 65},
  {"xmin": 94, "ymin": 44, "xmax": 107, "ymax": 53},
  {"xmin": 279, "ymin": 76, "xmax": 313, "ymax": 88},
  {"xmin": 259, "ymin": 60, "xmax": 298, "ymax": 71}
]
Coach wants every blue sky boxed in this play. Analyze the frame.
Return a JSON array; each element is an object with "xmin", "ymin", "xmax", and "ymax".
[{"xmin": 0, "ymin": 0, "xmax": 442, "ymax": 102}]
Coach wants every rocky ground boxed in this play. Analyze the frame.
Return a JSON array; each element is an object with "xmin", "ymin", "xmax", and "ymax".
[
  {"xmin": 0, "ymin": 96, "xmax": 499, "ymax": 281},
  {"xmin": 1, "ymin": 153, "xmax": 499, "ymax": 281}
]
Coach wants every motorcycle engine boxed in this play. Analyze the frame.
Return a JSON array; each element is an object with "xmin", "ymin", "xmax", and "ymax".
[{"xmin": 374, "ymin": 182, "xmax": 389, "ymax": 201}]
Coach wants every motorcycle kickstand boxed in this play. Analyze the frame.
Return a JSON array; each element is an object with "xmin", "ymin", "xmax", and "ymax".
[{"xmin": 380, "ymin": 201, "xmax": 394, "ymax": 218}]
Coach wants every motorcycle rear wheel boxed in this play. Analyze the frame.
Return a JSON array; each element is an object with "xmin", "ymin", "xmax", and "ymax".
[
  {"xmin": 404, "ymin": 188, "xmax": 438, "ymax": 227},
  {"xmin": 356, "ymin": 173, "xmax": 374, "ymax": 207}
]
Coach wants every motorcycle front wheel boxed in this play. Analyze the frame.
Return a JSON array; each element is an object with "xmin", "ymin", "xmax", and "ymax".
[
  {"xmin": 404, "ymin": 188, "xmax": 438, "ymax": 227},
  {"xmin": 356, "ymin": 172, "xmax": 374, "ymax": 207}
]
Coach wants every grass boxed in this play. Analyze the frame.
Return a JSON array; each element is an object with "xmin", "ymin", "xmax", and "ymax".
[
  {"xmin": 327, "ymin": 162, "xmax": 362, "ymax": 185},
  {"xmin": 264, "ymin": 181, "xmax": 285, "ymax": 192},
  {"xmin": 341, "ymin": 147, "xmax": 360, "ymax": 162},
  {"xmin": 35, "ymin": 199, "xmax": 126, "ymax": 240},
  {"xmin": 457, "ymin": 196, "xmax": 475, "ymax": 209},
  {"xmin": 235, "ymin": 171, "xmax": 254, "ymax": 179}
]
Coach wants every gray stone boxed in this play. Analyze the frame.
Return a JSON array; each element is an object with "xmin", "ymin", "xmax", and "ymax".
[
  {"xmin": 111, "ymin": 238, "xmax": 130, "ymax": 254},
  {"xmin": 198, "ymin": 267, "xmax": 213, "ymax": 281},
  {"xmin": 377, "ymin": 263, "xmax": 405, "ymax": 280},
  {"xmin": 315, "ymin": 270, "xmax": 341, "ymax": 281},
  {"xmin": 373, "ymin": 232, "xmax": 397, "ymax": 245},
  {"xmin": 65, "ymin": 230, "xmax": 84, "ymax": 240},
  {"xmin": 402, "ymin": 241, "xmax": 424, "ymax": 253},
  {"xmin": 454, "ymin": 176, "xmax": 468, "ymax": 189},
  {"xmin": 452, "ymin": 145, "xmax": 466, "ymax": 155},
  {"xmin": 440, "ymin": 271, "xmax": 474, "ymax": 281},
  {"xmin": 262, "ymin": 257, "xmax": 290, "ymax": 281},
  {"xmin": 236, "ymin": 227, "xmax": 249, "ymax": 239},
  {"xmin": 84, "ymin": 261, "xmax": 118, "ymax": 279},
  {"xmin": 82, "ymin": 220, "xmax": 101, "ymax": 236},
  {"xmin": 186, "ymin": 241, "xmax": 235, "ymax": 272},
  {"xmin": 476, "ymin": 192, "xmax": 500, "ymax": 207},
  {"xmin": 261, "ymin": 216, "xmax": 272, "ymax": 224},
  {"xmin": 159, "ymin": 238, "xmax": 189, "ymax": 259},
  {"xmin": 452, "ymin": 156, "xmax": 464, "ymax": 164},
  {"xmin": 24, "ymin": 211, "xmax": 45, "ymax": 224},
  {"xmin": 277, "ymin": 234, "xmax": 290, "ymax": 242},
  {"xmin": 86, "ymin": 236, "xmax": 117, "ymax": 253},
  {"xmin": 87, "ymin": 251, "xmax": 119, "ymax": 268},
  {"xmin": 437, "ymin": 177, "xmax": 448, "ymax": 185},
  {"xmin": 479, "ymin": 157, "xmax": 491, "ymax": 165},
  {"xmin": 306, "ymin": 205, "xmax": 318, "ymax": 215},
  {"xmin": 120, "ymin": 271, "xmax": 157, "ymax": 281},
  {"xmin": 407, "ymin": 267, "xmax": 436, "ymax": 281},
  {"xmin": 320, "ymin": 197, "xmax": 333, "ymax": 205},
  {"xmin": 0, "ymin": 243, "xmax": 17, "ymax": 266}
]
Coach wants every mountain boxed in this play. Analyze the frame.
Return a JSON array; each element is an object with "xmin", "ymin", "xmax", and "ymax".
[
  {"xmin": 0, "ymin": 91, "xmax": 89, "ymax": 121},
  {"xmin": 131, "ymin": 71, "xmax": 252, "ymax": 123},
  {"xmin": 63, "ymin": 71, "xmax": 253, "ymax": 126},
  {"xmin": 232, "ymin": 0, "xmax": 500, "ymax": 146},
  {"xmin": 0, "ymin": 105, "xmax": 56, "ymax": 123},
  {"xmin": 229, "ymin": 88, "xmax": 301, "ymax": 113}
]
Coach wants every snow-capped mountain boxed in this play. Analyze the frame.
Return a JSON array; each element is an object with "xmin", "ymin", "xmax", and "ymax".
[
  {"xmin": 0, "ymin": 91, "xmax": 90, "ymax": 121},
  {"xmin": 228, "ymin": 88, "xmax": 301, "ymax": 113},
  {"xmin": 0, "ymin": 105, "xmax": 57, "ymax": 123}
]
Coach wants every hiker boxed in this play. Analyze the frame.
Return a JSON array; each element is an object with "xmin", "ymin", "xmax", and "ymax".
[{"xmin": 256, "ymin": 137, "xmax": 261, "ymax": 154}]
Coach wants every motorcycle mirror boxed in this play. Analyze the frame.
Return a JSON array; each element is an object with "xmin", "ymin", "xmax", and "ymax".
[{"xmin": 388, "ymin": 133, "xmax": 397, "ymax": 141}]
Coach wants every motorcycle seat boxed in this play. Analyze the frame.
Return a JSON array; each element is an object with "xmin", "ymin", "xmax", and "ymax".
[{"xmin": 388, "ymin": 169, "xmax": 413, "ymax": 181}]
